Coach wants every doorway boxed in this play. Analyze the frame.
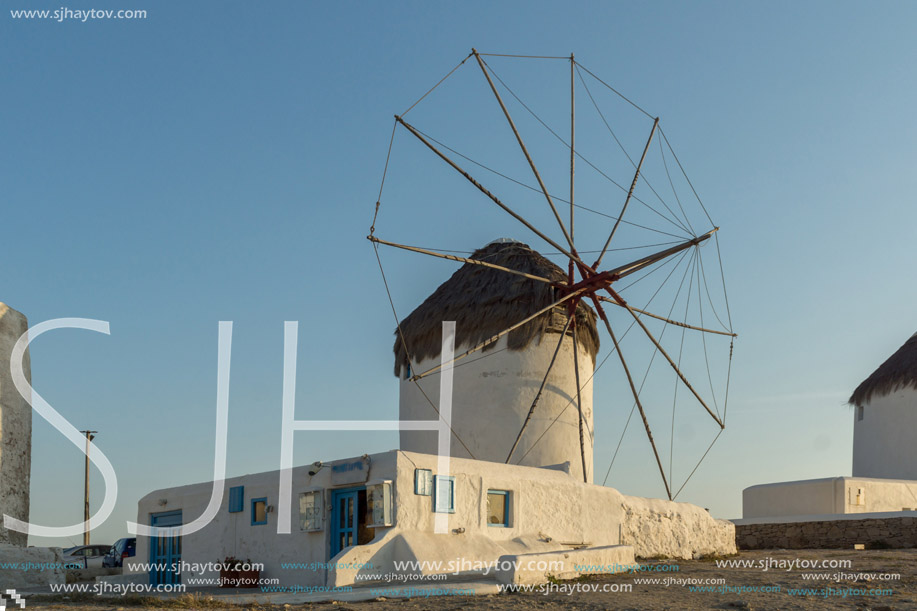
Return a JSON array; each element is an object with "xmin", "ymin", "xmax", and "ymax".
[
  {"xmin": 329, "ymin": 487, "xmax": 375, "ymax": 557},
  {"xmin": 149, "ymin": 510, "xmax": 182, "ymax": 585}
]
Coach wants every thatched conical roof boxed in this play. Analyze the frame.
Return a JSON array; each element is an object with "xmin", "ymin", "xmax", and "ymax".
[
  {"xmin": 393, "ymin": 240, "xmax": 600, "ymax": 377},
  {"xmin": 849, "ymin": 331, "xmax": 917, "ymax": 407}
]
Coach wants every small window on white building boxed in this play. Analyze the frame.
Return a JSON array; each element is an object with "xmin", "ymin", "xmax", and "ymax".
[
  {"xmin": 857, "ymin": 405, "xmax": 864, "ymax": 421},
  {"xmin": 366, "ymin": 480, "xmax": 393, "ymax": 527},
  {"xmin": 486, "ymin": 490, "xmax": 510, "ymax": 527},
  {"xmin": 251, "ymin": 498, "xmax": 268, "ymax": 525},
  {"xmin": 414, "ymin": 469, "xmax": 433, "ymax": 496},
  {"xmin": 299, "ymin": 490, "xmax": 323, "ymax": 531},
  {"xmin": 433, "ymin": 475, "xmax": 455, "ymax": 513}
]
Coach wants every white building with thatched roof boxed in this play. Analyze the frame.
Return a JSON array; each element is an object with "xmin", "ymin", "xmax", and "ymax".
[
  {"xmin": 741, "ymin": 330, "xmax": 917, "ymax": 522},
  {"xmin": 397, "ymin": 239, "xmax": 599, "ymax": 482},
  {"xmin": 850, "ymin": 332, "xmax": 917, "ymax": 481}
]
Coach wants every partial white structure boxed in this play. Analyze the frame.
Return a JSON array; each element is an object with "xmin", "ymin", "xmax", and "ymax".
[
  {"xmin": 0, "ymin": 303, "xmax": 31, "ymax": 547},
  {"xmin": 743, "ymin": 477, "xmax": 917, "ymax": 519},
  {"xmin": 0, "ymin": 304, "xmax": 66, "ymax": 589},
  {"xmin": 742, "ymin": 330, "xmax": 917, "ymax": 520},
  {"xmin": 401, "ymin": 336, "xmax": 594, "ymax": 481},
  {"xmin": 130, "ymin": 450, "xmax": 735, "ymax": 588},
  {"xmin": 397, "ymin": 240, "xmax": 598, "ymax": 482},
  {"xmin": 850, "ymin": 332, "xmax": 917, "ymax": 480}
]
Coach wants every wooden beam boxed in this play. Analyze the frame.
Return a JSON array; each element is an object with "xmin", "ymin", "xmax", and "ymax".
[
  {"xmin": 594, "ymin": 117, "xmax": 660, "ymax": 268},
  {"xmin": 368, "ymin": 235, "xmax": 555, "ymax": 284},
  {"xmin": 597, "ymin": 296, "xmax": 736, "ymax": 337},
  {"xmin": 472, "ymin": 49, "xmax": 577, "ymax": 254}
]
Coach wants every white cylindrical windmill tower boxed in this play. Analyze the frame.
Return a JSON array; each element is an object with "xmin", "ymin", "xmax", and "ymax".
[
  {"xmin": 849, "ymin": 331, "xmax": 917, "ymax": 481},
  {"xmin": 395, "ymin": 239, "xmax": 599, "ymax": 482},
  {"xmin": 0, "ymin": 303, "xmax": 31, "ymax": 547}
]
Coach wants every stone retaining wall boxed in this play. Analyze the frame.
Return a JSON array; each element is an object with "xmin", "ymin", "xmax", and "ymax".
[{"xmin": 736, "ymin": 516, "xmax": 917, "ymax": 549}]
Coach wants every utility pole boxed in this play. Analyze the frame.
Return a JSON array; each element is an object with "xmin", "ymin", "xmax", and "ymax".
[{"xmin": 80, "ymin": 430, "xmax": 97, "ymax": 546}]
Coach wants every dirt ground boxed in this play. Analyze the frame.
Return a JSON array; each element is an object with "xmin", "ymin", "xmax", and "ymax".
[{"xmin": 25, "ymin": 549, "xmax": 917, "ymax": 611}]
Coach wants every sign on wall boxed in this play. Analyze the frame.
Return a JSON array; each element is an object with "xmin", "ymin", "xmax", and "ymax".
[{"xmin": 329, "ymin": 456, "xmax": 371, "ymax": 486}]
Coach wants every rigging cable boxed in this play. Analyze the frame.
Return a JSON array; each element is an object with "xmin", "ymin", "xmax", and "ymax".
[
  {"xmin": 575, "ymin": 64, "xmax": 691, "ymax": 236},
  {"xmin": 519, "ymin": 247, "xmax": 692, "ymax": 467},
  {"xmin": 401, "ymin": 53, "xmax": 473, "ymax": 117},
  {"xmin": 370, "ymin": 120, "xmax": 478, "ymax": 459},
  {"xmin": 372, "ymin": 243, "xmax": 478, "ymax": 460},
  {"xmin": 478, "ymin": 53, "xmax": 570, "ymax": 60},
  {"xmin": 573, "ymin": 61, "xmax": 655, "ymax": 120},
  {"xmin": 659, "ymin": 126, "xmax": 716, "ymax": 228},
  {"xmin": 669, "ymin": 248, "xmax": 697, "ymax": 484},
  {"xmin": 658, "ymin": 133, "xmax": 696, "ymax": 236},
  {"xmin": 696, "ymin": 251, "xmax": 722, "ymax": 419},
  {"xmin": 604, "ymin": 247, "xmax": 696, "ymax": 485},
  {"xmin": 480, "ymin": 58, "xmax": 692, "ymax": 237},
  {"xmin": 409, "ymin": 124, "xmax": 690, "ymax": 241}
]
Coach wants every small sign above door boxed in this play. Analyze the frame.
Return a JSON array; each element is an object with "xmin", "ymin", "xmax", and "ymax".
[{"xmin": 330, "ymin": 456, "xmax": 371, "ymax": 485}]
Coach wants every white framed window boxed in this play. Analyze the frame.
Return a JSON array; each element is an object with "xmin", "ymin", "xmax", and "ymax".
[
  {"xmin": 299, "ymin": 490, "xmax": 323, "ymax": 531},
  {"xmin": 414, "ymin": 469, "xmax": 433, "ymax": 496},
  {"xmin": 366, "ymin": 480, "xmax": 394, "ymax": 527},
  {"xmin": 434, "ymin": 475, "xmax": 455, "ymax": 513}
]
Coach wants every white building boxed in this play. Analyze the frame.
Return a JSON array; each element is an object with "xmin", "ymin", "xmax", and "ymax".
[
  {"xmin": 129, "ymin": 241, "xmax": 735, "ymax": 589},
  {"xmin": 851, "ymin": 332, "xmax": 917, "ymax": 481},
  {"xmin": 742, "ymin": 331, "xmax": 917, "ymax": 521}
]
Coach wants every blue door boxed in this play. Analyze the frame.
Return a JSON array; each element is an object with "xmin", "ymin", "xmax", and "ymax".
[
  {"xmin": 330, "ymin": 488, "xmax": 361, "ymax": 557},
  {"xmin": 149, "ymin": 510, "xmax": 182, "ymax": 585}
]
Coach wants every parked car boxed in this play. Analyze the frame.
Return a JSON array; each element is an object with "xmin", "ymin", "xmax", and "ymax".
[
  {"xmin": 61, "ymin": 544, "xmax": 111, "ymax": 568},
  {"xmin": 102, "ymin": 537, "xmax": 136, "ymax": 568}
]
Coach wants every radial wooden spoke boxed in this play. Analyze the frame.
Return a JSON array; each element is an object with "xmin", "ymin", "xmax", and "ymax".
[
  {"xmin": 472, "ymin": 49, "xmax": 577, "ymax": 254},
  {"xmin": 572, "ymin": 322, "xmax": 588, "ymax": 483},
  {"xmin": 396, "ymin": 116, "xmax": 593, "ymax": 271},
  {"xmin": 597, "ymin": 296, "xmax": 736, "ymax": 337},
  {"xmin": 367, "ymin": 236, "xmax": 556, "ymax": 284},
  {"xmin": 594, "ymin": 118, "xmax": 660, "ymax": 268},
  {"xmin": 410, "ymin": 287, "xmax": 590, "ymax": 382},
  {"xmin": 604, "ymin": 287, "xmax": 725, "ymax": 429},
  {"xmin": 569, "ymin": 53, "xmax": 576, "ymax": 243},
  {"xmin": 606, "ymin": 228, "xmax": 717, "ymax": 281},
  {"xmin": 594, "ymin": 299, "xmax": 672, "ymax": 500},
  {"xmin": 506, "ymin": 314, "xmax": 574, "ymax": 464}
]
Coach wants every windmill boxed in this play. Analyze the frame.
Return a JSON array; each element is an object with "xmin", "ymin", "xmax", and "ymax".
[{"xmin": 368, "ymin": 49, "xmax": 736, "ymax": 501}]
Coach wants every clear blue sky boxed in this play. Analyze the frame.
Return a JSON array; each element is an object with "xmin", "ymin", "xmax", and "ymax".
[{"xmin": 3, "ymin": 0, "xmax": 916, "ymax": 547}]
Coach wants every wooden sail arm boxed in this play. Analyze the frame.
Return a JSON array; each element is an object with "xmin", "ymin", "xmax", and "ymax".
[
  {"xmin": 594, "ymin": 117, "xmax": 659, "ymax": 268},
  {"xmin": 603, "ymin": 287, "xmax": 725, "ymax": 429},
  {"xmin": 367, "ymin": 235, "xmax": 556, "ymax": 285},
  {"xmin": 572, "ymin": 322, "xmax": 589, "ymax": 483},
  {"xmin": 395, "ymin": 115, "xmax": 595, "ymax": 274},
  {"xmin": 592, "ymin": 297, "xmax": 672, "ymax": 500},
  {"xmin": 410, "ymin": 286, "xmax": 590, "ymax": 382},
  {"xmin": 596, "ymin": 296, "xmax": 737, "ymax": 338},
  {"xmin": 472, "ymin": 49, "xmax": 577, "ymax": 256},
  {"xmin": 605, "ymin": 228, "xmax": 718, "ymax": 281}
]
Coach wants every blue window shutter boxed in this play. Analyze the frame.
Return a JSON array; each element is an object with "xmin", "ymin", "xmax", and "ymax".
[{"xmin": 229, "ymin": 486, "xmax": 244, "ymax": 513}]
